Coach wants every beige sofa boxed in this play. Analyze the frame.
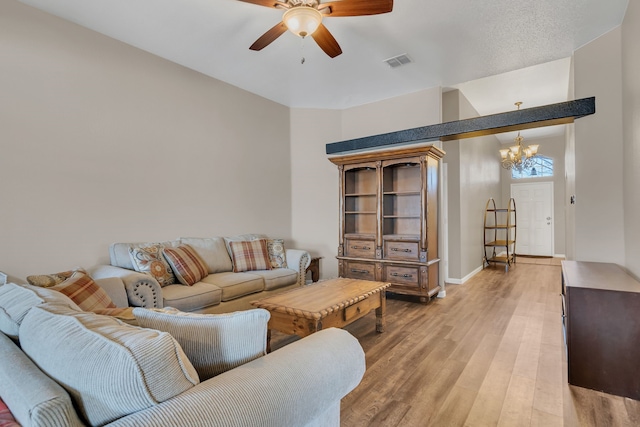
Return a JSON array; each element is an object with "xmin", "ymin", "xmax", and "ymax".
[
  {"xmin": 90, "ymin": 234, "xmax": 311, "ymax": 313},
  {"xmin": 0, "ymin": 280, "xmax": 365, "ymax": 427}
]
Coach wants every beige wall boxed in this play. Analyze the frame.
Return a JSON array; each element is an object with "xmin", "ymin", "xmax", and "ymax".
[
  {"xmin": 0, "ymin": 1, "xmax": 292, "ymax": 280},
  {"xmin": 501, "ymin": 134, "xmax": 566, "ymax": 256},
  {"xmin": 573, "ymin": 27, "xmax": 625, "ymax": 264},
  {"xmin": 622, "ymin": 1, "xmax": 640, "ymax": 279},
  {"xmin": 290, "ymin": 88, "xmax": 443, "ymax": 280},
  {"xmin": 443, "ymin": 90, "xmax": 502, "ymax": 281}
]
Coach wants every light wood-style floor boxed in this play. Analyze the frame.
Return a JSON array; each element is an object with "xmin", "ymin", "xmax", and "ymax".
[{"xmin": 272, "ymin": 261, "xmax": 640, "ymax": 426}]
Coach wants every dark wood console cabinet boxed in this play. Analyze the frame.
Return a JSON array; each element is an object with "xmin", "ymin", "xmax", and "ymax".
[{"xmin": 561, "ymin": 260, "xmax": 640, "ymax": 400}]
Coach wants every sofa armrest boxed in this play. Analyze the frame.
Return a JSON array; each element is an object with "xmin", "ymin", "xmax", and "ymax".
[
  {"xmin": 0, "ymin": 333, "xmax": 84, "ymax": 427},
  {"xmin": 106, "ymin": 328, "xmax": 365, "ymax": 427},
  {"xmin": 286, "ymin": 249, "xmax": 311, "ymax": 286},
  {"xmin": 87, "ymin": 265, "xmax": 163, "ymax": 308}
]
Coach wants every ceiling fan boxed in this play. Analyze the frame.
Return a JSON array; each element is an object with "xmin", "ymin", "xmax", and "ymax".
[{"xmin": 238, "ymin": 0, "xmax": 394, "ymax": 58}]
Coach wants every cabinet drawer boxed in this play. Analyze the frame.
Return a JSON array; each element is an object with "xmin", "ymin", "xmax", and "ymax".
[
  {"xmin": 385, "ymin": 265, "xmax": 420, "ymax": 287},
  {"xmin": 344, "ymin": 297, "xmax": 377, "ymax": 322},
  {"xmin": 345, "ymin": 239, "xmax": 376, "ymax": 258},
  {"xmin": 344, "ymin": 261, "xmax": 376, "ymax": 281},
  {"xmin": 384, "ymin": 240, "xmax": 420, "ymax": 261}
]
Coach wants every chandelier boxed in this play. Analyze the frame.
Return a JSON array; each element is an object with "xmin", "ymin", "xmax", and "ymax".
[{"xmin": 499, "ymin": 102, "xmax": 540, "ymax": 170}]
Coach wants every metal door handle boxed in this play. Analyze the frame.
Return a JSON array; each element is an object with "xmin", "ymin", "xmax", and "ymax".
[
  {"xmin": 391, "ymin": 248, "xmax": 411, "ymax": 252},
  {"xmin": 351, "ymin": 246, "xmax": 371, "ymax": 250},
  {"xmin": 390, "ymin": 273, "xmax": 412, "ymax": 278},
  {"xmin": 546, "ymin": 217, "xmax": 552, "ymax": 220},
  {"xmin": 350, "ymin": 269, "xmax": 369, "ymax": 274}
]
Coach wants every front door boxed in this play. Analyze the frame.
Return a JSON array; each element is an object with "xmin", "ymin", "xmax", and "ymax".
[{"xmin": 511, "ymin": 182, "xmax": 554, "ymax": 256}]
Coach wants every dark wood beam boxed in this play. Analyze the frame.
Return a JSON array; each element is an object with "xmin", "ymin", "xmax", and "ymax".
[{"xmin": 325, "ymin": 97, "xmax": 595, "ymax": 155}]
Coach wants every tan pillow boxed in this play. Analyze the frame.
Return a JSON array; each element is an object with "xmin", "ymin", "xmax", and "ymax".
[
  {"xmin": 229, "ymin": 239, "xmax": 272, "ymax": 273},
  {"xmin": 129, "ymin": 245, "xmax": 176, "ymax": 286},
  {"xmin": 133, "ymin": 307, "xmax": 269, "ymax": 380},
  {"xmin": 162, "ymin": 245, "xmax": 208, "ymax": 286},
  {"xmin": 26, "ymin": 267, "xmax": 85, "ymax": 288}
]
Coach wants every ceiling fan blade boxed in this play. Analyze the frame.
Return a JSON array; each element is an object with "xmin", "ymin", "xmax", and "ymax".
[
  {"xmin": 319, "ymin": 0, "xmax": 393, "ymax": 16},
  {"xmin": 311, "ymin": 23, "xmax": 342, "ymax": 58},
  {"xmin": 236, "ymin": 0, "xmax": 286, "ymax": 8},
  {"xmin": 249, "ymin": 21, "xmax": 288, "ymax": 51}
]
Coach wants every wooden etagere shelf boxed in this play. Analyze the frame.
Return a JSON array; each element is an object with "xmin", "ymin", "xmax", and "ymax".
[
  {"xmin": 483, "ymin": 198, "xmax": 517, "ymax": 271},
  {"xmin": 329, "ymin": 145, "xmax": 445, "ymax": 303}
]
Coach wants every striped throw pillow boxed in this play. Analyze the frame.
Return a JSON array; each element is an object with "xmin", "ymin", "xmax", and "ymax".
[
  {"xmin": 52, "ymin": 271, "xmax": 116, "ymax": 312},
  {"xmin": 163, "ymin": 245, "xmax": 208, "ymax": 286},
  {"xmin": 229, "ymin": 239, "xmax": 272, "ymax": 273}
]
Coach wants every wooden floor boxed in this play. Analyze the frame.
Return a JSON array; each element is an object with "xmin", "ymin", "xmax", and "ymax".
[{"xmin": 271, "ymin": 262, "xmax": 640, "ymax": 426}]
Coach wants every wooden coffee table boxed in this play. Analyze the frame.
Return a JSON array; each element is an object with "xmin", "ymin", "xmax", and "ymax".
[{"xmin": 251, "ymin": 278, "xmax": 390, "ymax": 350}]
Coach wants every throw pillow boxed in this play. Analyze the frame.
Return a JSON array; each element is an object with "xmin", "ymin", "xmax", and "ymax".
[
  {"xmin": 133, "ymin": 307, "xmax": 269, "ymax": 381},
  {"xmin": 129, "ymin": 244, "xmax": 176, "ymax": 286},
  {"xmin": 228, "ymin": 239, "xmax": 272, "ymax": 273},
  {"xmin": 267, "ymin": 238, "xmax": 288, "ymax": 269},
  {"xmin": 162, "ymin": 244, "xmax": 208, "ymax": 286},
  {"xmin": 20, "ymin": 304, "xmax": 199, "ymax": 426},
  {"xmin": 26, "ymin": 267, "xmax": 86, "ymax": 288},
  {"xmin": 51, "ymin": 271, "xmax": 117, "ymax": 312}
]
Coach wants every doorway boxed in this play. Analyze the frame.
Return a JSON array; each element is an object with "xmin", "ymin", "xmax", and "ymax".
[{"xmin": 511, "ymin": 182, "xmax": 554, "ymax": 256}]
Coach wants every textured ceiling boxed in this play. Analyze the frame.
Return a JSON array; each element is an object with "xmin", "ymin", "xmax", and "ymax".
[{"xmin": 19, "ymin": 0, "xmax": 628, "ymax": 113}]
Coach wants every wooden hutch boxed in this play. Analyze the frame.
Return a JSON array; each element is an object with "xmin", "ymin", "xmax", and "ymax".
[{"xmin": 329, "ymin": 145, "xmax": 444, "ymax": 303}]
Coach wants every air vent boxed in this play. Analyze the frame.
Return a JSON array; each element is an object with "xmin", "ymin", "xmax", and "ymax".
[{"xmin": 384, "ymin": 54, "xmax": 412, "ymax": 68}]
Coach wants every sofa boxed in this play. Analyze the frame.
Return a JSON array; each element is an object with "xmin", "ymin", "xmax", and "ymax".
[
  {"xmin": 89, "ymin": 234, "xmax": 311, "ymax": 313},
  {"xmin": 0, "ymin": 279, "xmax": 366, "ymax": 427}
]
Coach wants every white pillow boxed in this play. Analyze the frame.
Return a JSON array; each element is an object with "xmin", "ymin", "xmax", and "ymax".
[
  {"xmin": 133, "ymin": 307, "xmax": 270, "ymax": 380},
  {"xmin": 20, "ymin": 304, "xmax": 199, "ymax": 426}
]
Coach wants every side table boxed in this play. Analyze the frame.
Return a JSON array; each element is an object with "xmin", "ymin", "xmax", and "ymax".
[{"xmin": 306, "ymin": 257, "xmax": 322, "ymax": 282}]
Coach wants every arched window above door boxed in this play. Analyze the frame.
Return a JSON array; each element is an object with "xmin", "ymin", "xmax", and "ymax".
[{"xmin": 512, "ymin": 155, "xmax": 554, "ymax": 179}]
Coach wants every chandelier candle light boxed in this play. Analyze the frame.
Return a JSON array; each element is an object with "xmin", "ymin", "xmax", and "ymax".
[{"xmin": 499, "ymin": 102, "xmax": 540, "ymax": 170}]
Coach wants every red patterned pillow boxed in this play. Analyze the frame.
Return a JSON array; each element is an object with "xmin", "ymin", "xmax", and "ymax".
[
  {"xmin": 129, "ymin": 245, "xmax": 176, "ymax": 286},
  {"xmin": 52, "ymin": 271, "xmax": 116, "ymax": 312},
  {"xmin": 229, "ymin": 239, "xmax": 272, "ymax": 273},
  {"xmin": 0, "ymin": 398, "xmax": 20, "ymax": 427},
  {"xmin": 163, "ymin": 245, "xmax": 208, "ymax": 286}
]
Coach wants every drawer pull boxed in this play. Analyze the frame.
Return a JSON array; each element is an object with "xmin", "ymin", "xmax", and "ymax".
[
  {"xmin": 390, "ymin": 273, "xmax": 413, "ymax": 278},
  {"xmin": 391, "ymin": 248, "xmax": 412, "ymax": 253},
  {"xmin": 351, "ymin": 269, "xmax": 369, "ymax": 274},
  {"xmin": 351, "ymin": 245, "xmax": 371, "ymax": 250}
]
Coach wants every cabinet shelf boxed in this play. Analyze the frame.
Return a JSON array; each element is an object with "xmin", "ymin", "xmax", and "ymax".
[
  {"xmin": 346, "ymin": 211, "xmax": 376, "ymax": 215},
  {"xmin": 383, "ymin": 191, "xmax": 421, "ymax": 196},
  {"xmin": 345, "ymin": 193, "xmax": 376, "ymax": 197},
  {"xmin": 383, "ymin": 215, "xmax": 420, "ymax": 219},
  {"xmin": 485, "ymin": 240, "xmax": 516, "ymax": 247},
  {"xmin": 484, "ymin": 225, "xmax": 516, "ymax": 229}
]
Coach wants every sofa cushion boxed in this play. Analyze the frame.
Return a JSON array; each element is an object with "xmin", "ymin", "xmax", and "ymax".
[
  {"xmin": 247, "ymin": 268, "xmax": 298, "ymax": 291},
  {"xmin": 133, "ymin": 307, "xmax": 269, "ymax": 380},
  {"xmin": 229, "ymin": 239, "xmax": 272, "ymax": 273},
  {"xmin": 129, "ymin": 245, "xmax": 176, "ymax": 286},
  {"xmin": 109, "ymin": 240, "xmax": 180, "ymax": 271},
  {"xmin": 200, "ymin": 272, "xmax": 265, "ymax": 302},
  {"xmin": 179, "ymin": 237, "xmax": 233, "ymax": 273},
  {"xmin": 20, "ymin": 304, "xmax": 199, "ymax": 427},
  {"xmin": 51, "ymin": 271, "xmax": 117, "ymax": 312},
  {"xmin": 161, "ymin": 282, "xmax": 222, "ymax": 312},
  {"xmin": 267, "ymin": 239, "xmax": 288, "ymax": 269},
  {"xmin": 0, "ymin": 283, "xmax": 81, "ymax": 339},
  {"xmin": 93, "ymin": 276, "xmax": 129, "ymax": 307},
  {"xmin": 162, "ymin": 245, "xmax": 208, "ymax": 286},
  {"xmin": 0, "ymin": 398, "xmax": 20, "ymax": 427}
]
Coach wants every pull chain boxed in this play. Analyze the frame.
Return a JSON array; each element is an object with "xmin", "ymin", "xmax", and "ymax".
[{"xmin": 300, "ymin": 36, "xmax": 306, "ymax": 65}]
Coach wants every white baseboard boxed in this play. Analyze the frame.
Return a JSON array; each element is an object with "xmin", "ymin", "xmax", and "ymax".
[
  {"xmin": 437, "ymin": 290, "xmax": 446, "ymax": 298},
  {"xmin": 445, "ymin": 265, "xmax": 483, "ymax": 285},
  {"xmin": 554, "ymin": 254, "xmax": 566, "ymax": 259}
]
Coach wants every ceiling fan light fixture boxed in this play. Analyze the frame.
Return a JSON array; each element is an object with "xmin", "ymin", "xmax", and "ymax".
[{"xmin": 283, "ymin": 6, "xmax": 322, "ymax": 38}]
